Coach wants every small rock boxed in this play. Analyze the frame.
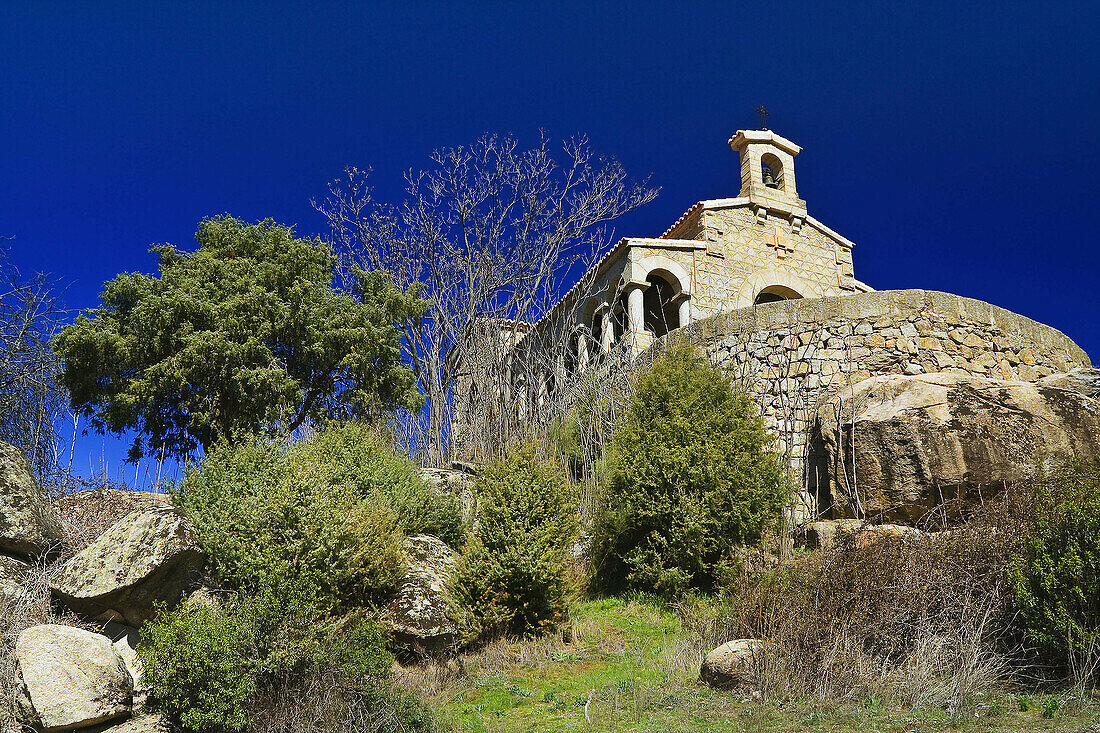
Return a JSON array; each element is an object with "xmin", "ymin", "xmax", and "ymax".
[
  {"xmin": 700, "ymin": 639, "xmax": 769, "ymax": 690},
  {"xmin": 801, "ymin": 520, "xmax": 924, "ymax": 551}
]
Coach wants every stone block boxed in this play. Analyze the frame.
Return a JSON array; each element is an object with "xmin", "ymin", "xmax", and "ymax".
[
  {"xmin": 864, "ymin": 334, "xmax": 886, "ymax": 348},
  {"xmin": 918, "ymin": 337, "xmax": 942, "ymax": 351}
]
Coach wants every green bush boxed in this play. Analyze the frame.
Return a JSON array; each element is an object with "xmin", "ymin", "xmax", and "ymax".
[
  {"xmin": 290, "ymin": 422, "xmax": 464, "ymax": 547},
  {"xmin": 452, "ymin": 444, "xmax": 578, "ymax": 644},
  {"xmin": 176, "ymin": 422, "xmax": 463, "ymax": 607},
  {"xmin": 591, "ymin": 342, "xmax": 792, "ymax": 597},
  {"xmin": 177, "ymin": 435, "xmax": 402, "ymax": 607},
  {"xmin": 1010, "ymin": 461, "xmax": 1100, "ymax": 661},
  {"xmin": 139, "ymin": 584, "xmax": 398, "ymax": 733},
  {"xmin": 151, "ymin": 423, "xmax": 458, "ymax": 730},
  {"xmin": 138, "ymin": 602, "xmax": 258, "ymax": 733}
]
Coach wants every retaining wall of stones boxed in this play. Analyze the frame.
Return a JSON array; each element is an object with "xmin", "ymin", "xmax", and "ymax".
[{"xmin": 667, "ymin": 289, "xmax": 1091, "ymax": 497}]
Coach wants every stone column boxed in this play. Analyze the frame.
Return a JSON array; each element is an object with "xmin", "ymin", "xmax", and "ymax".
[
  {"xmin": 537, "ymin": 372, "xmax": 548, "ymax": 407},
  {"xmin": 677, "ymin": 295, "xmax": 692, "ymax": 330},
  {"xmin": 503, "ymin": 356, "xmax": 513, "ymax": 405},
  {"xmin": 576, "ymin": 329, "xmax": 590, "ymax": 371},
  {"xmin": 624, "ymin": 282, "xmax": 651, "ymax": 351},
  {"xmin": 599, "ymin": 306, "xmax": 614, "ymax": 353},
  {"xmin": 627, "ymin": 285, "xmax": 645, "ymax": 334}
]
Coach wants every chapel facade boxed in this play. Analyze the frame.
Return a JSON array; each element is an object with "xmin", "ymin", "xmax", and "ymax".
[
  {"xmin": 451, "ymin": 128, "xmax": 870, "ymax": 453},
  {"xmin": 452, "ymin": 127, "xmax": 1092, "ymax": 517},
  {"xmin": 532, "ymin": 128, "xmax": 870, "ymax": 361}
]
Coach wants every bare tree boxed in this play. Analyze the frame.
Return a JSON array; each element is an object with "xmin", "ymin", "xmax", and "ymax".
[
  {"xmin": 0, "ymin": 249, "xmax": 67, "ymax": 478},
  {"xmin": 315, "ymin": 133, "xmax": 658, "ymax": 465}
]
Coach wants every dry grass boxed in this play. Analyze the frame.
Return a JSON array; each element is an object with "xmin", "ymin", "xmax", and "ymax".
[
  {"xmin": 0, "ymin": 557, "xmax": 97, "ymax": 727},
  {"xmin": 54, "ymin": 484, "xmax": 170, "ymax": 558},
  {"xmin": 676, "ymin": 501, "xmax": 1029, "ymax": 713}
]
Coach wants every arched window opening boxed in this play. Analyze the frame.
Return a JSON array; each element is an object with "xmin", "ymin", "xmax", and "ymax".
[
  {"xmin": 612, "ymin": 297, "xmax": 627, "ymax": 344},
  {"xmin": 563, "ymin": 331, "xmax": 579, "ymax": 374},
  {"xmin": 761, "ymin": 153, "xmax": 784, "ymax": 191},
  {"xmin": 754, "ymin": 284, "xmax": 803, "ymax": 304},
  {"xmin": 591, "ymin": 315, "xmax": 604, "ymax": 359},
  {"xmin": 643, "ymin": 272, "xmax": 680, "ymax": 338}
]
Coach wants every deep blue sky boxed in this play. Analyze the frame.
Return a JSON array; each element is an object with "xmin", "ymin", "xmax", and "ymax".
[{"xmin": 2, "ymin": 1, "xmax": 1098, "ymax": 480}]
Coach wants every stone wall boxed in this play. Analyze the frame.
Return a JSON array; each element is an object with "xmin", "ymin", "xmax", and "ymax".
[{"xmin": 666, "ymin": 289, "xmax": 1091, "ymax": 509}]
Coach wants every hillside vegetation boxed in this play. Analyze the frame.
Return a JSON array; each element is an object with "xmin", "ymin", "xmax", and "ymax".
[{"xmin": 2, "ymin": 224, "xmax": 1098, "ymax": 733}]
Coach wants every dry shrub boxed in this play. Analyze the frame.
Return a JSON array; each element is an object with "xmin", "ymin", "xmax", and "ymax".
[
  {"xmin": 685, "ymin": 490, "xmax": 1031, "ymax": 712},
  {"xmin": 0, "ymin": 558, "xmax": 96, "ymax": 726},
  {"xmin": 248, "ymin": 671, "xmax": 441, "ymax": 733},
  {"xmin": 54, "ymin": 484, "xmax": 169, "ymax": 557}
]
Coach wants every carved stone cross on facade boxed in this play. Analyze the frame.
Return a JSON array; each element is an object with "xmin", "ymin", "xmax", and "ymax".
[{"xmin": 766, "ymin": 226, "xmax": 794, "ymax": 259}]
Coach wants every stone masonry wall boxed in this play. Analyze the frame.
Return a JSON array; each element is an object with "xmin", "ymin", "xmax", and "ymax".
[{"xmin": 665, "ymin": 289, "xmax": 1091, "ymax": 513}]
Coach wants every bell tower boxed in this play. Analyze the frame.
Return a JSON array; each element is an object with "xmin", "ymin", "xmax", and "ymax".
[{"xmin": 729, "ymin": 128, "xmax": 808, "ymax": 231}]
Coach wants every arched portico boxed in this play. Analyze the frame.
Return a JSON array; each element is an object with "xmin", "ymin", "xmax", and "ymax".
[{"xmin": 624, "ymin": 255, "xmax": 694, "ymax": 345}]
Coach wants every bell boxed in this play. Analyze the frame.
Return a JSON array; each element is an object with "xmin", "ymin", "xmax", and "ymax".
[{"xmin": 763, "ymin": 168, "xmax": 778, "ymax": 189}]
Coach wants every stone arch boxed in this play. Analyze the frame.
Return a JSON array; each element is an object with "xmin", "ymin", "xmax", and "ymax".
[
  {"xmin": 734, "ymin": 267, "xmax": 824, "ymax": 309},
  {"xmin": 755, "ymin": 284, "xmax": 803, "ymax": 304},
  {"xmin": 632, "ymin": 255, "xmax": 692, "ymax": 297},
  {"xmin": 643, "ymin": 271, "xmax": 680, "ymax": 338},
  {"xmin": 631, "ymin": 255, "xmax": 693, "ymax": 338},
  {"xmin": 760, "ymin": 152, "xmax": 785, "ymax": 191}
]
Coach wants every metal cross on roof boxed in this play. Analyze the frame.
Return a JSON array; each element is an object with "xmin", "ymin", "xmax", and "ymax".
[{"xmin": 756, "ymin": 105, "xmax": 769, "ymax": 130}]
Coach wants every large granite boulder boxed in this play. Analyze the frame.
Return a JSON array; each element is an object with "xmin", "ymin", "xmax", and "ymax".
[
  {"xmin": 0, "ymin": 553, "xmax": 30, "ymax": 601},
  {"xmin": 89, "ymin": 715, "xmax": 171, "ymax": 733},
  {"xmin": 814, "ymin": 373, "xmax": 1100, "ymax": 522},
  {"xmin": 700, "ymin": 639, "xmax": 770, "ymax": 691},
  {"xmin": 51, "ymin": 507, "xmax": 204, "ymax": 626},
  {"xmin": 1038, "ymin": 367, "xmax": 1100, "ymax": 400},
  {"xmin": 380, "ymin": 534, "xmax": 457, "ymax": 661},
  {"xmin": 14, "ymin": 624, "xmax": 133, "ymax": 732},
  {"xmin": 0, "ymin": 440, "xmax": 63, "ymax": 557}
]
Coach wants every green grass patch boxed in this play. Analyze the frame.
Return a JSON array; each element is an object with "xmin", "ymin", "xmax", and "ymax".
[{"xmin": 408, "ymin": 597, "xmax": 1099, "ymax": 732}]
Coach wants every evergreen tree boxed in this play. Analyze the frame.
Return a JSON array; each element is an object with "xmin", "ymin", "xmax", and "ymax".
[
  {"xmin": 54, "ymin": 216, "xmax": 423, "ymax": 460},
  {"xmin": 591, "ymin": 343, "xmax": 791, "ymax": 596}
]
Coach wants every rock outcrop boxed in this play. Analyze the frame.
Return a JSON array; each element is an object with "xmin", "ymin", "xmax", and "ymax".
[
  {"xmin": 0, "ymin": 440, "xmax": 63, "ymax": 558},
  {"xmin": 380, "ymin": 534, "xmax": 457, "ymax": 660},
  {"xmin": 14, "ymin": 624, "xmax": 133, "ymax": 732},
  {"xmin": 420, "ymin": 466, "xmax": 476, "ymax": 526},
  {"xmin": 1038, "ymin": 367, "xmax": 1100, "ymax": 400},
  {"xmin": 0, "ymin": 553, "xmax": 30, "ymax": 601},
  {"xmin": 51, "ymin": 508, "xmax": 204, "ymax": 626},
  {"xmin": 699, "ymin": 639, "xmax": 769, "ymax": 691},
  {"xmin": 815, "ymin": 373, "xmax": 1100, "ymax": 522},
  {"xmin": 801, "ymin": 519, "xmax": 924, "ymax": 551}
]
